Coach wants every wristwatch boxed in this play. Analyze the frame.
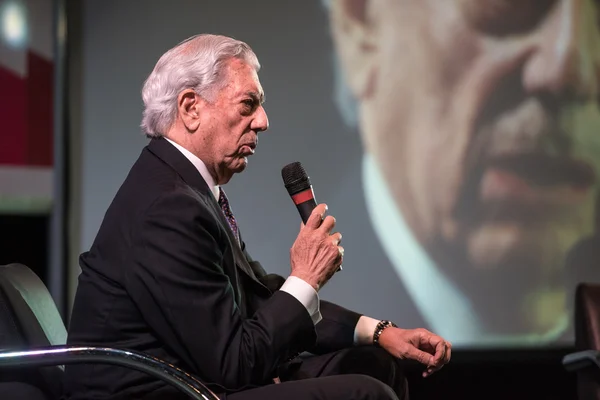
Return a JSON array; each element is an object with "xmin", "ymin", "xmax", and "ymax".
[{"xmin": 373, "ymin": 320, "xmax": 397, "ymax": 347}]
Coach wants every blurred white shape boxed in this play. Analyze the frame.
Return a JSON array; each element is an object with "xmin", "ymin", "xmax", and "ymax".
[{"xmin": 1, "ymin": 1, "xmax": 28, "ymax": 49}]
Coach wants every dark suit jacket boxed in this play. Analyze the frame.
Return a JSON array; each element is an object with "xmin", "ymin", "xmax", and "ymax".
[{"xmin": 63, "ymin": 137, "xmax": 362, "ymax": 399}]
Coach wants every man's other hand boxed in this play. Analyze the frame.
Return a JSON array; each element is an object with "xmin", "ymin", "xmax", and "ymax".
[{"xmin": 378, "ymin": 327, "xmax": 452, "ymax": 377}]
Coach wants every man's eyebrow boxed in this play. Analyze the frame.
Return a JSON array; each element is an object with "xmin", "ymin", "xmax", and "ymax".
[{"xmin": 245, "ymin": 91, "xmax": 265, "ymax": 104}]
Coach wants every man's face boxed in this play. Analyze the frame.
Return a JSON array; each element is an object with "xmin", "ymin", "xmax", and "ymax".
[
  {"xmin": 333, "ymin": 0, "xmax": 600, "ymax": 331},
  {"xmin": 192, "ymin": 58, "xmax": 268, "ymax": 184}
]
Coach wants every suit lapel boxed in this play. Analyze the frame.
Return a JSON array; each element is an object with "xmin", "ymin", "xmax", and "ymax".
[
  {"xmin": 205, "ymin": 197, "xmax": 269, "ymax": 290},
  {"xmin": 146, "ymin": 137, "xmax": 268, "ymax": 291}
]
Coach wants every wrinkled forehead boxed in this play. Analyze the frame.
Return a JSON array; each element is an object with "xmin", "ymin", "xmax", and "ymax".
[{"xmin": 222, "ymin": 58, "xmax": 265, "ymax": 99}]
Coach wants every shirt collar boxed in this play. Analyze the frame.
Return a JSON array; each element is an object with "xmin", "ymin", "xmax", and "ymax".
[{"xmin": 164, "ymin": 137, "xmax": 220, "ymax": 200}]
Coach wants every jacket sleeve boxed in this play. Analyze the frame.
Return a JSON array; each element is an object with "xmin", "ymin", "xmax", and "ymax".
[
  {"xmin": 241, "ymin": 248, "xmax": 362, "ymax": 355},
  {"xmin": 127, "ymin": 190, "xmax": 316, "ymax": 390},
  {"xmin": 310, "ymin": 300, "xmax": 362, "ymax": 354}
]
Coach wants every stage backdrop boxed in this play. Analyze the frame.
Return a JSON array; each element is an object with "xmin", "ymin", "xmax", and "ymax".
[
  {"xmin": 0, "ymin": 0, "xmax": 54, "ymax": 214},
  {"xmin": 74, "ymin": 0, "xmax": 600, "ymax": 348}
]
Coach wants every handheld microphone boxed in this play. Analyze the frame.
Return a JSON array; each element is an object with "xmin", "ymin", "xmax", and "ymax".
[
  {"xmin": 281, "ymin": 162, "xmax": 317, "ymax": 224},
  {"xmin": 282, "ymin": 161, "xmax": 342, "ymax": 271}
]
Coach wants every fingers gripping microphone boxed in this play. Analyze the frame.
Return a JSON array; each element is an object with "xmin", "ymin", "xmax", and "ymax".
[
  {"xmin": 282, "ymin": 162, "xmax": 342, "ymax": 271},
  {"xmin": 281, "ymin": 162, "xmax": 317, "ymax": 224}
]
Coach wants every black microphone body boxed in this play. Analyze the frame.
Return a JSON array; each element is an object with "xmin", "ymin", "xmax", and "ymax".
[
  {"xmin": 296, "ymin": 199, "xmax": 317, "ymax": 224},
  {"xmin": 281, "ymin": 162, "xmax": 317, "ymax": 224}
]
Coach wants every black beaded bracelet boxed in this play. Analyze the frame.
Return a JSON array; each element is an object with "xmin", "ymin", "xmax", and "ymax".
[{"xmin": 373, "ymin": 320, "xmax": 397, "ymax": 346}]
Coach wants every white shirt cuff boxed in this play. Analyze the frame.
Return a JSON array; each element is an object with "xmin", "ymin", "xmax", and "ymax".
[
  {"xmin": 280, "ymin": 276, "xmax": 322, "ymax": 325},
  {"xmin": 354, "ymin": 316, "xmax": 381, "ymax": 345}
]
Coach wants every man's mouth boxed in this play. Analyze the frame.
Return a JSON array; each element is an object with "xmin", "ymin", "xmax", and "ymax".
[
  {"xmin": 479, "ymin": 153, "xmax": 595, "ymax": 206},
  {"xmin": 239, "ymin": 143, "xmax": 256, "ymax": 156}
]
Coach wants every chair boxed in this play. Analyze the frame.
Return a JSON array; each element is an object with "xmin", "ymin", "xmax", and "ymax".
[
  {"xmin": 562, "ymin": 283, "xmax": 600, "ymax": 400},
  {"xmin": 0, "ymin": 263, "xmax": 218, "ymax": 400}
]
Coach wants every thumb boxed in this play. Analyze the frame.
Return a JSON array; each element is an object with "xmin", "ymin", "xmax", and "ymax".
[{"xmin": 404, "ymin": 345, "xmax": 434, "ymax": 366}]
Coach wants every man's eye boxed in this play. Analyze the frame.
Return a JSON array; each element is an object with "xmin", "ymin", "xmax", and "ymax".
[
  {"xmin": 240, "ymin": 99, "xmax": 256, "ymax": 115},
  {"xmin": 460, "ymin": 0, "xmax": 556, "ymax": 37}
]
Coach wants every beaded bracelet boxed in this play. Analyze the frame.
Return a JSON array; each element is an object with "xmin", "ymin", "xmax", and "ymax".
[{"xmin": 373, "ymin": 320, "xmax": 398, "ymax": 346}]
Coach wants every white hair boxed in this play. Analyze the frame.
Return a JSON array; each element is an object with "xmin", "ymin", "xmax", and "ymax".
[{"xmin": 140, "ymin": 34, "xmax": 260, "ymax": 137}]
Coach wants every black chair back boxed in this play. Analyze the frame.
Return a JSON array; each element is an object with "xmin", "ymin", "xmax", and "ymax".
[{"xmin": 0, "ymin": 263, "xmax": 67, "ymax": 399}]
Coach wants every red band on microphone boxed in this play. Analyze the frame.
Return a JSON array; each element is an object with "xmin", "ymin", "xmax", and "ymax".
[{"xmin": 291, "ymin": 188, "xmax": 314, "ymax": 205}]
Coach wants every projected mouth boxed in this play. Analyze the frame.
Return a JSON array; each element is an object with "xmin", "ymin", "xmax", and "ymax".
[
  {"xmin": 455, "ymin": 62, "xmax": 598, "ymax": 221},
  {"xmin": 488, "ymin": 153, "xmax": 594, "ymax": 188},
  {"xmin": 479, "ymin": 153, "xmax": 595, "ymax": 206}
]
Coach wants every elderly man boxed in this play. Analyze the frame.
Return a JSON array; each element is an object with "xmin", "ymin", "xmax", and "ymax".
[
  {"xmin": 63, "ymin": 34, "xmax": 451, "ymax": 400},
  {"xmin": 325, "ymin": 0, "xmax": 600, "ymax": 346}
]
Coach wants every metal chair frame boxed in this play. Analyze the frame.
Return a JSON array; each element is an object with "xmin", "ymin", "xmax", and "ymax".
[{"xmin": 0, "ymin": 345, "xmax": 219, "ymax": 400}]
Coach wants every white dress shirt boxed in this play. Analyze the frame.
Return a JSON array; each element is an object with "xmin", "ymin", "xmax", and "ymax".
[
  {"xmin": 362, "ymin": 153, "xmax": 569, "ymax": 347},
  {"xmin": 164, "ymin": 138, "xmax": 379, "ymax": 344}
]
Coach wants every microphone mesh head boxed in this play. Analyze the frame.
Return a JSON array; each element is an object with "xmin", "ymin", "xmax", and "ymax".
[{"xmin": 282, "ymin": 162, "xmax": 311, "ymax": 195}]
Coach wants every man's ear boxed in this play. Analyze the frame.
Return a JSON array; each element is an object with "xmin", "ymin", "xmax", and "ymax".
[
  {"xmin": 177, "ymin": 89, "xmax": 202, "ymax": 132},
  {"xmin": 329, "ymin": 0, "xmax": 378, "ymax": 99}
]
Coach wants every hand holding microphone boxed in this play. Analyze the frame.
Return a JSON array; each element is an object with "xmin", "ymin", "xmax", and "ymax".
[{"xmin": 282, "ymin": 162, "xmax": 343, "ymax": 291}]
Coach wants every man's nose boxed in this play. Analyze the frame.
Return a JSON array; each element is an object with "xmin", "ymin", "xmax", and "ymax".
[
  {"xmin": 251, "ymin": 106, "xmax": 269, "ymax": 133},
  {"xmin": 522, "ymin": 0, "xmax": 600, "ymax": 98}
]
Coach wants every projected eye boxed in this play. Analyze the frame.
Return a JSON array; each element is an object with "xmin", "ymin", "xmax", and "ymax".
[{"xmin": 459, "ymin": 0, "xmax": 556, "ymax": 37}]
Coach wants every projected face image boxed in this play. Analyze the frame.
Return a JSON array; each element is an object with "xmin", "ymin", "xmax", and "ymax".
[{"xmin": 329, "ymin": 0, "xmax": 600, "ymax": 341}]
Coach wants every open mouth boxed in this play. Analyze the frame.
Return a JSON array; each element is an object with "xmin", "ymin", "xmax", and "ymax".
[
  {"xmin": 486, "ymin": 153, "xmax": 595, "ymax": 189},
  {"xmin": 477, "ymin": 153, "xmax": 595, "ymax": 210},
  {"xmin": 461, "ymin": 66, "xmax": 597, "ymax": 216},
  {"xmin": 453, "ymin": 152, "xmax": 595, "ymax": 224}
]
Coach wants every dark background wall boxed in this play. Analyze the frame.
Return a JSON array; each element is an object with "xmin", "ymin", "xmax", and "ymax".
[{"xmin": 0, "ymin": 215, "xmax": 49, "ymax": 284}]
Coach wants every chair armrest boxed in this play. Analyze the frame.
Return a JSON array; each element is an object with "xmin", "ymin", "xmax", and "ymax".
[
  {"xmin": 562, "ymin": 350, "xmax": 600, "ymax": 373},
  {"xmin": 0, "ymin": 346, "xmax": 218, "ymax": 400}
]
